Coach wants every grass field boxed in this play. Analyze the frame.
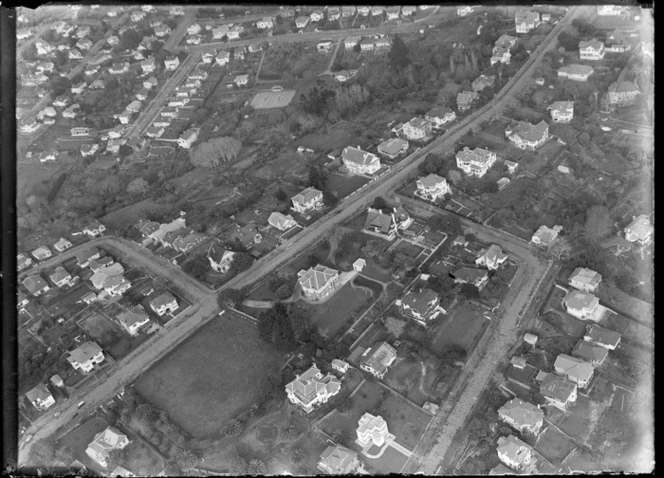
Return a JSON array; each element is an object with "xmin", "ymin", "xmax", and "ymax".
[
  {"xmin": 430, "ymin": 302, "xmax": 488, "ymax": 354},
  {"xmin": 133, "ymin": 316, "xmax": 285, "ymax": 438},
  {"xmin": 78, "ymin": 312, "xmax": 124, "ymax": 350},
  {"xmin": 535, "ymin": 425, "xmax": 576, "ymax": 464},
  {"xmin": 250, "ymin": 89, "xmax": 296, "ymax": 109},
  {"xmin": 59, "ymin": 417, "xmax": 111, "ymax": 473},
  {"xmin": 325, "ymin": 172, "xmax": 370, "ymax": 199}
]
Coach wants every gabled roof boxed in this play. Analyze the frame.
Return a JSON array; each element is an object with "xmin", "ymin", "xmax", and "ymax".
[
  {"xmin": 117, "ymin": 305, "xmax": 150, "ymax": 329},
  {"xmin": 26, "ymin": 383, "xmax": 53, "ymax": 404},
  {"xmin": 418, "ymin": 173, "xmax": 446, "ymax": 189},
  {"xmin": 68, "ymin": 341, "xmax": 103, "ymax": 364},
  {"xmin": 22, "ymin": 275, "xmax": 49, "ymax": 294},
  {"xmin": 377, "ymin": 137, "xmax": 408, "ymax": 155},
  {"xmin": 564, "ymin": 290, "xmax": 599, "ymax": 310},
  {"xmin": 531, "ymin": 224, "xmax": 561, "ymax": 245},
  {"xmin": 426, "ymin": 106, "xmax": 455, "ymax": 118},
  {"xmin": 269, "ymin": 211, "xmax": 296, "ymax": 229},
  {"xmin": 150, "ymin": 292, "xmax": 177, "ymax": 309},
  {"xmin": 507, "ymin": 120, "xmax": 549, "ymax": 143},
  {"xmin": 477, "ymin": 244, "xmax": 508, "ymax": 264},
  {"xmin": 342, "ymin": 146, "xmax": 380, "ymax": 166},
  {"xmin": 569, "ymin": 267, "xmax": 601, "ymax": 289},
  {"xmin": 360, "ymin": 341, "xmax": 397, "ymax": 375},
  {"xmin": 452, "ymin": 266, "xmax": 488, "ymax": 283},
  {"xmin": 498, "ymin": 398, "xmax": 544, "ymax": 429},
  {"xmin": 401, "ymin": 288, "xmax": 439, "ymax": 315},
  {"xmin": 456, "ymin": 147, "xmax": 495, "ymax": 165},
  {"xmin": 292, "ymin": 186, "xmax": 323, "ymax": 205},
  {"xmin": 497, "ymin": 435, "xmax": 532, "ymax": 464},
  {"xmin": 50, "ymin": 266, "xmax": 71, "ymax": 284},
  {"xmin": 558, "ymin": 64, "xmax": 594, "ymax": 76},
  {"xmin": 208, "ymin": 242, "xmax": 230, "ymax": 264},
  {"xmin": 585, "ymin": 324, "xmax": 622, "ymax": 348},
  {"xmin": 547, "ymin": 101, "xmax": 574, "ymax": 114},
  {"xmin": 579, "ymin": 38, "xmax": 604, "ymax": 50},
  {"xmin": 285, "ymin": 364, "xmax": 341, "ymax": 405},
  {"xmin": 298, "ymin": 264, "xmax": 339, "ymax": 291},
  {"xmin": 554, "ymin": 354, "xmax": 594, "ymax": 383},
  {"xmin": 89, "ymin": 426, "xmax": 128, "ymax": 452},
  {"xmin": 572, "ymin": 341, "xmax": 608, "ymax": 363},
  {"xmin": 364, "ymin": 208, "xmax": 393, "ymax": 234}
]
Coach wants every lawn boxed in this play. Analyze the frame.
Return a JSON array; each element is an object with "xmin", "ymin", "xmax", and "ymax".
[
  {"xmin": 352, "ymin": 275, "xmax": 384, "ymax": 298},
  {"xmin": 392, "ymin": 241, "xmax": 425, "ymax": 260},
  {"xmin": 122, "ymin": 439, "xmax": 166, "ymax": 476},
  {"xmin": 379, "ymin": 392, "xmax": 432, "ymax": 450},
  {"xmin": 430, "ymin": 302, "xmax": 488, "ymax": 354},
  {"xmin": 133, "ymin": 316, "xmax": 285, "ymax": 438},
  {"xmin": 485, "ymin": 176, "xmax": 538, "ymax": 209},
  {"xmin": 295, "ymin": 282, "xmax": 374, "ymax": 340},
  {"xmin": 335, "ymin": 232, "xmax": 393, "ymax": 283},
  {"xmin": 535, "ymin": 424, "xmax": 576, "ymax": 464},
  {"xmin": 361, "ymin": 443, "xmax": 409, "ymax": 474},
  {"xmin": 58, "ymin": 416, "xmax": 111, "ymax": 473},
  {"xmin": 289, "ymin": 430, "xmax": 331, "ymax": 475},
  {"xmin": 541, "ymin": 311, "xmax": 586, "ymax": 338},
  {"xmin": 384, "ymin": 358, "xmax": 434, "ymax": 407},
  {"xmin": 325, "ymin": 172, "xmax": 370, "ymax": 199},
  {"xmin": 77, "ymin": 312, "xmax": 125, "ymax": 350}
]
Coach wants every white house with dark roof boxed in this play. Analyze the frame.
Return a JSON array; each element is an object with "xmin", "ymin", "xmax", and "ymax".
[
  {"xmin": 298, "ymin": 265, "xmax": 340, "ymax": 301},
  {"xmin": 26, "ymin": 383, "xmax": 56, "ymax": 411},
  {"xmin": 558, "ymin": 64, "xmax": 594, "ymax": 82},
  {"xmin": 344, "ymin": 35, "xmax": 361, "ymax": 50},
  {"xmin": 359, "ymin": 341, "xmax": 397, "ymax": 379},
  {"xmin": 584, "ymin": 324, "xmax": 621, "ymax": 350},
  {"xmin": 425, "ymin": 106, "xmax": 456, "ymax": 126},
  {"xmin": 530, "ymin": 224, "xmax": 562, "ymax": 247},
  {"xmin": 475, "ymin": 244, "xmax": 508, "ymax": 270},
  {"xmin": 150, "ymin": 292, "xmax": 179, "ymax": 316},
  {"xmin": 377, "ymin": 137, "xmax": 409, "ymax": 159},
  {"xmin": 82, "ymin": 221, "xmax": 106, "ymax": 237},
  {"xmin": 569, "ymin": 267, "xmax": 601, "ymax": 293},
  {"xmin": 456, "ymin": 147, "xmax": 497, "ymax": 178},
  {"xmin": 498, "ymin": 398, "xmax": 544, "ymax": 435},
  {"xmin": 117, "ymin": 305, "xmax": 151, "ymax": 336},
  {"xmin": 554, "ymin": 354, "xmax": 594, "ymax": 388},
  {"xmin": 572, "ymin": 340, "xmax": 608, "ymax": 366},
  {"xmin": 364, "ymin": 208, "xmax": 397, "ymax": 240},
  {"xmin": 356, "ymin": 413, "xmax": 392, "ymax": 447},
  {"xmin": 505, "ymin": 120, "xmax": 549, "ymax": 151},
  {"xmin": 164, "ymin": 56, "xmax": 180, "ymax": 70},
  {"xmin": 341, "ymin": 146, "xmax": 381, "ymax": 175},
  {"xmin": 85, "ymin": 427, "xmax": 129, "ymax": 467},
  {"xmin": 292, "ymin": 187, "xmax": 324, "ymax": 214},
  {"xmin": 31, "ymin": 246, "xmax": 52, "ymax": 261},
  {"xmin": 268, "ymin": 212, "xmax": 297, "ymax": 231},
  {"xmin": 416, "ymin": 173, "xmax": 451, "ymax": 202},
  {"xmin": 295, "ymin": 15, "xmax": 310, "ymax": 29},
  {"xmin": 623, "ymin": 214, "xmax": 652, "ymax": 244},
  {"xmin": 496, "ymin": 435, "xmax": 533, "ymax": 470},
  {"xmin": 318, "ymin": 444, "xmax": 362, "ymax": 474},
  {"xmin": 67, "ymin": 341, "xmax": 104, "ymax": 373},
  {"xmin": 49, "ymin": 266, "xmax": 73, "ymax": 288},
  {"xmin": 396, "ymin": 288, "xmax": 442, "ymax": 325},
  {"xmin": 579, "ymin": 39, "xmax": 605, "ymax": 60},
  {"xmin": 548, "ymin": 101, "xmax": 574, "ymax": 123},
  {"xmin": 285, "ymin": 364, "xmax": 341, "ymax": 413},
  {"xmin": 539, "ymin": 372, "xmax": 577, "ymax": 410},
  {"xmin": 514, "ymin": 11, "xmax": 540, "ymax": 33},
  {"xmin": 563, "ymin": 290, "xmax": 600, "ymax": 321},
  {"xmin": 177, "ymin": 129, "xmax": 198, "ymax": 149},
  {"xmin": 208, "ymin": 242, "xmax": 235, "ymax": 273}
]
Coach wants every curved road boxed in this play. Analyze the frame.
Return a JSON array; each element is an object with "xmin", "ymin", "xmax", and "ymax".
[{"xmin": 19, "ymin": 6, "xmax": 577, "ymax": 466}]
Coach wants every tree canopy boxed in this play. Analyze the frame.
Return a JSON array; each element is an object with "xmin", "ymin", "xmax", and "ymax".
[
  {"xmin": 189, "ymin": 137, "xmax": 242, "ymax": 167},
  {"xmin": 388, "ymin": 35, "xmax": 410, "ymax": 71},
  {"xmin": 258, "ymin": 303, "xmax": 299, "ymax": 350}
]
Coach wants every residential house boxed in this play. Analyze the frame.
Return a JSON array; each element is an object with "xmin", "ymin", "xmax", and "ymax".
[
  {"xmin": 71, "ymin": 126, "xmax": 90, "ymax": 137},
  {"xmin": 425, "ymin": 106, "xmax": 457, "ymax": 126},
  {"xmin": 164, "ymin": 56, "xmax": 180, "ymax": 70},
  {"xmin": 131, "ymin": 10, "xmax": 146, "ymax": 22},
  {"xmin": 515, "ymin": 11, "xmax": 540, "ymax": 33},
  {"xmin": 268, "ymin": 212, "xmax": 297, "ymax": 231},
  {"xmin": 90, "ymin": 265, "xmax": 131, "ymax": 297},
  {"xmin": 38, "ymin": 150, "xmax": 58, "ymax": 162},
  {"xmin": 364, "ymin": 208, "xmax": 397, "ymax": 240},
  {"xmin": 49, "ymin": 266, "xmax": 73, "ymax": 288},
  {"xmin": 295, "ymin": 16, "xmax": 310, "ymax": 29},
  {"xmin": 342, "ymin": 6, "xmax": 357, "ymax": 17},
  {"xmin": 327, "ymin": 7, "xmax": 341, "ymax": 21},
  {"xmin": 26, "ymin": 384, "xmax": 55, "ymax": 410},
  {"xmin": 558, "ymin": 64, "xmax": 594, "ymax": 81},
  {"xmin": 530, "ymin": 224, "xmax": 562, "ymax": 247},
  {"xmin": 608, "ymin": 81, "xmax": 641, "ymax": 107},
  {"xmin": 475, "ymin": 244, "xmax": 508, "ymax": 270},
  {"xmin": 496, "ymin": 435, "xmax": 533, "ymax": 470},
  {"xmin": 31, "ymin": 246, "xmax": 52, "ymax": 261},
  {"xmin": 68, "ymin": 48, "xmax": 83, "ymax": 60},
  {"xmin": 457, "ymin": 6, "xmax": 474, "ymax": 17},
  {"xmin": 358, "ymin": 6, "xmax": 371, "ymax": 16},
  {"xmin": 53, "ymin": 237, "xmax": 72, "ymax": 253},
  {"xmin": 201, "ymin": 51, "xmax": 215, "ymax": 64},
  {"xmin": 234, "ymin": 74, "xmax": 249, "ymax": 87},
  {"xmin": 359, "ymin": 38, "xmax": 374, "ymax": 51},
  {"xmin": 285, "ymin": 364, "xmax": 342, "ymax": 413},
  {"xmin": 169, "ymin": 6, "xmax": 184, "ymax": 15},
  {"xmin": 17, "ymin": 253, "xmax": 33, "ymax": 271},
  {"xmin": 563, "ymin": 290, "xmax": 600, "ymax": 321},
  {"xmin": 298, "ymin": 265, "xmax": 340, "ymax": 301},
  {"xmin": 76, "ymin": 39, "xmax": 93, "ymax": 52},
  {"xmin": 498, "ymin": 398, "xmax": 544, "ymax": 435},
  {"xmin": 310, "ymin": 10, "xmax": 324, "ymax": 22},
  {"xmin": 455, "ymin": 146, "xmax": 497, "ymax": 178},
  {"xmin": 292, "ymin": 187, "xmax": 324, "ymax": 214},
  {"xmin": 374, "ymin": 38, "xmax": 391, "ymax": 51},
  {"xmin": 402, "ymin": 117, "xmax": 433, "ymax": 141},
  {"xmin": 579, "ymin": 39, "xmax": 605, "ymax": 60},
  {"xmin": 256, "ymin": 17, "xmax": 274, "ymax": 29},
  {"xmin": 554, "ymin": 354, "xmax": 594, "ymax": 388},
  {"xmin": 89, "ymin": 256, "xmax": 115, "ymax": 273},
  {"xmin": 67, "ymin": 341, "xmax": 105, "ymax": 373},
  {"xmin": 83, "ymin": 65, "xmax": 99, "ymax": 76},
  {"xmin": 172, "ymin": 232, "xmax": 206, "ymax": 253},
  {"xmin": 402, "ymin": 6, "xmax": 417, "ymax": 16},
  {"xmin": 75, "ymin": 25, "xmax": 91, "ymax": 38},
  {"xmin": 230, "ymin": 223, "xmax": 262, "ymax": 249},
  {"xmin": 177, "ymin": 129, "xmax": 198, "ymax": 149},
  {"xmin": 416, "ymin": 173, "xmax": 451, "ymax": 202},
  {"xmin": 154, "ymin": 24, "xmax": 171, "ymax": 37},
  {"xmin": 215, "ymin": 50, "xmax": 231, "ymax": 66},
  {"xmin": 208, "ymin": 243, "xmax": 235, "ymax": 273},
  {"xmin": 108, "ymin": 62, "xmax": 129, "ymax": 75},
  {"xmin": 76, "ymin": 248, "xmax": 101, "ymax": 268},
  {"xmin": 318, "ymin": 444, "xmax": 362, "ymax": 474},
  {"xmin": 386, "ymin": 6, "xmax": 401, "ymax": 20},
  {"xmin": 280, "ymin": 7, "xmax": 296, "ymax": 18},
  {"xmin": 317, "ymin": 41, "xmax": 334, "ymax": 53},
  {"xmin": 504, "ymin": 160, "xmax": 519, "ymax": 175},
  {"xmin": 331, "ymin": 359, "xmax": 349, "ymax": 374},
  {"xmin": 82, "ymin": 221, "xmax": 106, "ymax": 237},
  {"xmin": 377, "ymin": 137, "xmax": 408, "ymax": 159},
  {"xmin": 623, "ymin": 214, "xmax": 652, "ymax": 244},
  {"xmin": 23, "ymin": 275, "xmax": 50, "ymax": 296},
  {"xmin": 572, "ymin": 340, "xmax": 608, "ymax": 366},
  {"xmin": 140, "ymin": 57, "xmax": 156, "ymax": 74},
  {"xmin": 470, "ymin": 74, "xmax": 496, "ymax": 94},
  {"xmin": 150, "ymin": 292, "xmax": 179, "ymax": 316},
  {"xmin": 90, "ymin": 79, "xmax": 105, "ymax": 89},
  {"xmin": 146, "ymin": 126, "xmax": 164, "ymax": 138},
  {"xmin": 233, "ymin": 47, "xmax": 247, "ymax": 60},
  {"xmin": 392, "ymin": 205, "xmax": 413, "ymax": 230},
  {"xmin": 135, "ymin": 88, "xmax": 149, "ymax": 101},
  {"xmin": 20, "ymin": 120, "xmax": 40, "ymax": 134},
  {"xmin": 568, "ymin": 267, "xmax": 601, "ymax": 293},
  {"xmin": 187, "ymin": 23, "xmax": 202, "ymax": 35},
  {"xmin": 85, "ymin": 427, "xmax": 129, "ymax": 467},
  {"xmin": 505, "ymin": 120, "xmax": 549, "ymax": 151},
  {"xmin": 35, "ymin": 40, "xmax": 54, "ymax": 55},
  {"xmin": 107, "ymin": 137, "xmax": 126, "ymax": 152},
  {"xmin": 597, "ymin": 5, "xmax": 626, "ymax": 16},
  {"xmin": 356, "ymin": 413, "xmax": 391, "ymax": 447},
  {"xmin": 38, "ymin": 107, "xmax": 57, "ymax": 120},
  {"xmin": 491, "ymin": 45, "xmax": 512, "ymax": 66},
  {"xmin": 457, "ymin": 90, "xmax": 480, "ymax": 111},
  {"xmin": 341, "ymin": 146, "xmax": 382, "ymax": 175},
  {"xmin": 396, "ymin": 288, "xmax": 442, "ymax": 325},
  {"xmin": 106, "ymin": 35, "xmax": 119, "ymax": 46},
  {"xmin": 584, "ymin": 324, "xmax": 622, "ymax": 350},
  {"xmin": 547, "ymin": 101, "xmax": 574, "ymax": 123},
  {"xmin": 117, "ymin": 305, "xmax": 151, "ymax": 336},
  {"xmin": 359, "ymin": 342, "xmax": 397, "ymax": 379},
  {"xmin": 371, "ymin": 6, "xmax": 385, "ymax": 16},
  {"xmin": 452, "ymin": 267, "xmax": 489, "ymax": 290},
  {"xmin": 605, "ymin": 30, "xmax": 631, "ymax": 53}
]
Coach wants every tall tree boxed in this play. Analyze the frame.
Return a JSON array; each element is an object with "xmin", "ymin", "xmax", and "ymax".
[
  {"xmin": 388, "ymin": 34, "xmax": 409, "ymax": 71},
  {"xmin": 583, "ymin": 205, "xmax": 612, "ymax": 243}
]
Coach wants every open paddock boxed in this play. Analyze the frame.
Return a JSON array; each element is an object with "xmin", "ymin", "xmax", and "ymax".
[{"xmin": 250, "ymin": 89, "xmax": 296, "ymax": 109}]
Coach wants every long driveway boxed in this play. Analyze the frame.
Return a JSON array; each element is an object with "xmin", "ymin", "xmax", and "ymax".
[{"xmin": 19, "ymin": 6, "xmax": 577, "ymax": 466}]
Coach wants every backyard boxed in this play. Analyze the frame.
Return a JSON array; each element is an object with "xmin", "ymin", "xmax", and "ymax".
[
  {"xmin": 534, "ymin": 425, "xmax": 577, "ymax": 464},
  {"xmin": 430, "ymin": 302, "xmax": 489, "ymax": 354},
  {"xmin": 133, "ymin": 316, "xmax": 286, "ymax": 438},
  {"xmin": 77, "ymin": 312, "xmax": 125, "ymax": 352}
]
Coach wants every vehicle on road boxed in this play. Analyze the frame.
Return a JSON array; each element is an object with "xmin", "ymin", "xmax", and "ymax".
[
  {"xmin": 54, "ymin": 411, "xmax": 61, "ymax": 417},
  {"xmin": 77, "ymin": 401, "xmax": 85, "ymax": 408}
]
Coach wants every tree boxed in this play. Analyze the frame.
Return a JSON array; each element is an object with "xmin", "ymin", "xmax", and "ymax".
[
  {"xmin": 388, "ymin": 34, "xmax": 409, "ymax": 71},
  {"xmin": 275, "ymin": 188, "xmax": 288, "ymax": 201},
  {"xmin": 583, "ymin": 205, "xmax": 612, "ymax": 243},
  {"xmin": 224, "ymin": 419, "xmax": 244, "ymax": 437},
  {"xmin": 276, "ymin": 284, "xmax": 292, "ymax": 300},
  {"xmin": 548, "ymin": 237, "xmax": 572, "ymax": 261},
  {"xmin": 126, "ymin": 177, "xmax": 150, "ymax": 195},
  {"xmin": 427, "ymin": 274, "xmax": 455, "ymax": 294},
  {"xmin": 250, "ymin": 401, "xmax": 266, "ymax": 418},
  {"xmin": 281, "ymin": 423, "xmax": 298, "ymax": 441},
  {"xmin": 29, "ymin": 438, "xmax": 57, "ymax": 466},
  {"xmin": 557, "ymin": 31, "xmax": 579, "ymax": 52},
  {"xmin": 307, "ymin": 164, "xmax": 326, "ymax": 190},
  {"xmin": 459, "ymin": 283, "xmax": 480, "ymax": 300},
  {"xmin": 290, "ymin": 447, "xmax": 306, "ymax": 465},
  {"xmin": 362, "ymin": 239, "xmax": 387, "ymax": 258},
  {"xmin": 217, "ymin": 288, "xmax": 244, "ymax": 308},
  {"xmin": 371, "ymin": 196, "xmax": 388, "ymax": 210},
  {"xmin": 247, "ymin": 459, "xmax": 266, "ymax": 475},
  {"xmin": 189, "ymin": 136, "xmax": 242, "ymax": 167},
  {"xmin": 428, "ymin": 214, "xmax": 462, "ymax": 236},
  {"xmin": 175, "ymin": 449, "xmax": 198, "ymax": 472},
  {"xmin": 233, "ymin": 252, "xmax": 254, "ymax": 272},
  {"xmin": 448, "ymin": 170, "xmax": 462, "ymax": 185}
]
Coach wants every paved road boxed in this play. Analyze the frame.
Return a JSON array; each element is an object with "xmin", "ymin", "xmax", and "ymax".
[
  {"xmin": 163, "ymin": 11, "xmax": 196, "ymax": 53},
  {"xmin": 19, "ymin": 6, "xmax": 577, "ymax": 466}
]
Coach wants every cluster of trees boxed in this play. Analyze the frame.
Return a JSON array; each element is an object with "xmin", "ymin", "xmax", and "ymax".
[
  {"xmin": 427, "ymin": 214, "xmax": 462, "ymax": 236},
  {"xmin": 259, "ymin": 42, "xmax": 308, "ymax": 79},
  {"xmin": 257, "ymin": 303, "xmax": 311, "ymax": 350},
  {"xmin": 189, "ymin": 136, "xmax": 242, "ymax": 167},
  {"xmin": 418, "ymin": 152, "xmax": 459, "ymax": 182}
]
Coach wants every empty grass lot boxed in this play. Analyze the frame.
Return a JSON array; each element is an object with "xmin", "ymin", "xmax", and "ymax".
[
  {"xmin": 133, "ymin": 316, "xmax": 285, "ymax": 438},
  {"xmin": 535, "ymin": 425, "xmax": 576, "ymax": 464},
  {"xmin": 325, "ymin": 172, "xmax": 370, "ymax": 199},
  {"xmin": 430, "ymin": 302, "xmax": 488, "ymax": 354}
]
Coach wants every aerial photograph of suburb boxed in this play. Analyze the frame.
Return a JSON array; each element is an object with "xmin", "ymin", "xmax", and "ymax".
[{"xmin": 8, "ymin": 2, "xmax": 653, "ymax": 476}]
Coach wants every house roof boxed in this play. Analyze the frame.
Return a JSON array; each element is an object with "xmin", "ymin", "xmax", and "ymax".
[
  {"xmin": 548, "ymin": 101, "xmax": 574, "ymax": 114},
  {"xmin": 452, "ymin": 266, "xmax": 488, "ymax": 284},
  {"xmin": 208, "ymin": 242, "xmax": 230, "ymax": 264},
  {"xmin": 515, "ymin": 10, "xmax": 539, "ymax": 23},
  {"xmin": 585, "ymin": 324, "xmax": 622, "ymax": 348},
  {"xmin": 292, "ymin": 186, "xmax": 323, "ymax": 205},
  {"xmin": 269, "ymin": 211, "xmax": 295, "ymax": 229},
  {"xmin": 285, "ymin": 364, "xmax": 341, "ymax": 405},
  {"xmin": 361, "ymin": 341, "xmax": 397, "ymax": 375},
  {"xmin": 89, "ymin": 426, "xmax": 128, "ymax": 452},
  {"xmin": 364, "ymin": 208, "xmax": 393, "ymax": 234},
  {"xmin": 418, "ymin": 173, "xmax": 447, "ymax": 189},
  {"xmin": 357, "ymin": 412, "xmax": 388, "ymax": 435},
  {"xmin": 472, "ymin": 74, "xmax": 496, "ymax": 88},
  {"xmin": 497, "ymin": 435, "xmax": 532, "ymax": 464},
  {"xmin": 456, "ymin": 147, "xmax": 495, "ymax": 165},
  {"xmin": 572, "ymin": 341, "xmax": 608, "ymax": 363},
  {"xmin": 150, "ymin": 292, "xmax": 177, "ymax": 309},
  {"xmin": 50, "ymin": 266, "xmax": 71, "ymax": 283},
  {"xmin": 564, "ymin": 290, "xmax": 599, "ymax": 311},
  {"xmin": 426, "ymin": 106, "xmax": 455, "ymax": 119},
  {"xmin": 559, "ymin": 64, "xmax": 594, "ymax": 76},
  {"xmin": 401, "ymin": 288, "xmax": 439, "ymax": 315},
  {"xmin": 90, "ymin": 263, "xmax": 125, "ymax": 289},
  {"xmin": 477, "ymin": 244, "xmax": 508, "ymax": 264},
  {"xmin": 393, "ymin": 205, "xmax": 410, "ymax": 222},
  {"xmin": 489, "ymin": 463, "xmax": 516, "ymax": 475},
  {"xmin": 495, "ymin": 34, "xmax": 516, "ymax": 49},
  {"xmin": 342, "ymin": 146, "xmax": 380, "ymax": 166},
  {"xmin": 507, "ymin": 120, "xmax": 549, "ymax": 143},
  {"xmin": 579, "ymin": 39, "xmax": 604, "ymax": 50},
  {"xmin": 457, "ymin": 90, "xmax": 479, "ymax": 104},
  {"xmin": 117, "ymin": 305, "xmax": 150, "ymax": 329},
  {"xmin": 378, "ymin": 137, "xmax": 408, "ymax": 155},
  {"xmin": 498, "ymin": 398, "xmax": 543, "ymax": 429},
  {"xmin": 298, "ymin": 264, "xmax": 338, "ymax": 291},
  {"xmin": 22, "ymin": 275, "xmax": 48, "ymax": 294},
  {"xmin": 569, "ymin": 267, "xmax": 601, "ymax": 289},
  {"xmin": 173, "ymin": 232, "xmax": 205, "ymax": 251},
  {"xmin": 554, "ymin": 354, "xmax": 594, "ymax": 382},
  {"xmin": 624, "ymin": 214, "xmax": 651, "ymax": 239},
  {"xmin": 26, "ymin": 383, "xmax": 52, "ymax": 404},
  {"xmin": 68, "ymin": 341, "xmax": 103, "ymax": 364},
  {"xmin": 531, "ymin": 225, "xmax": 561, "ymax": 245}
]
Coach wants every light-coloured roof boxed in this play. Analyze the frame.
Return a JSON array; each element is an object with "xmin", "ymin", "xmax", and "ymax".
[
  {"xmin": 558, "ymin": 64, "xmax": 594, "ymax": 76},
  {"xmin": 360, "ymin": 341, "xmax": 397, "ymax": 375},
  {"xmin": 342, "ymin": 146, "xmax": 380, "ymax": 166},
  {"xmin": 477, "ymin": 244, "xmax": 508, "ymax": 264},
  {"xmin": 564, "ymin": 290, "xmax": 599, "ymax": 311},
  {"xmin": 292, "ymin": 186, "xmax": 323, "ymax": 205},
  {"xmin": 50, "ymin": 266, "xmax": 71, "ymax": 283},
  {"xmin": 150, "ymin": 292, "xmax": 177, "ymax": 309},
  {"xmin": 22, "ymin": 275, "xmax": 48, "ymax": 294},
  {"xmin": 68, "ymin": 341, "xmax": 103, "ymax": 364},
  {"xmin": 548, "ymin": 101, "xmax": 574, "ymax": 114},
  {"xmin": 498, "ymin": 398, "xmax": 544, "ymax": 429},
  {"xmin": 497, "ymin": 435, "xmax": 532, "ymax": 464},
  {"xmin": 418, "ymin": 173, "xmax": 447, "ymax": 189},
  {"xmin": 456, "ymin": 146, "xmax": 494, "ymax": 165},
  {"xmin": 426, "ymin": 106, "xmax": 455, "ymax": 118},
  {"xmin": 624, "ymin": 214, "xmax": 652, "ymax": 240},
  {"xmin": 378, "ymin": 137, "xmax": 408, "ymax": 155},
  {"xmin": 298, "ymin": 264, "xmax": 338, "ymax": 291},
  {"xmin": 585, "ymin": 324, "xmax": 622, "ymax": 347},
  {"xmin": 507, "ymin": 120, "xmax": 549, "ymax": 143},
  {"xmin": 268, "ymin": 211, "xmax": 295, "ymax": 229},
  {"xmin": 569, "ymin": 267, "xmax": 601, "ymax": 289},
  {"xmin": 117, "ymin": 305, "xmax": 150, "ymax": 329},
  {"xmin": 26, "ymin": 383, "xmax": 52, "ymax": 404},
  {"xmin": 554, "ymin": 354, "xmax": 594, "ymax": 382},
  {"xmin": 579, "ymin": 38, "xmax": 604, "ymax": 50},
  {"xmin": 357, "ymin": 412, "xmax": 388, "ymax": 435},
  {"xmin": 531, "ymin": 225, "xmax": 561, "ymax": 245},
  {"xmin": 285, "ymin": 364, "xmax": 341, "ymax": 405}
]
